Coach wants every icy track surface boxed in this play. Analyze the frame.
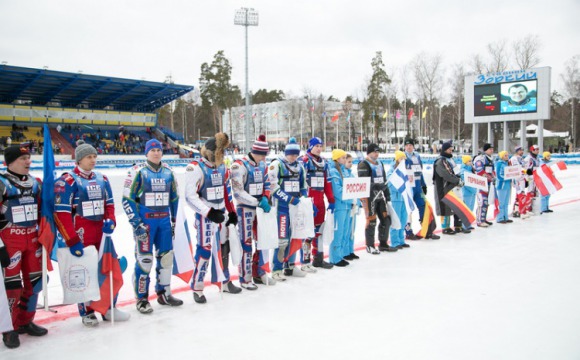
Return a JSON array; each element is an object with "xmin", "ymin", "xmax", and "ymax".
[{"xmin": 3, "ymin": 165, "xmax": 580, "ymax": 360}]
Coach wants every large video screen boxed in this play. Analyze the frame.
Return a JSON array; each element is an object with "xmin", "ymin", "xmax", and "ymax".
[{"xmin": 474, "ymin": 79, "xmax": 538, "ymax": 116}]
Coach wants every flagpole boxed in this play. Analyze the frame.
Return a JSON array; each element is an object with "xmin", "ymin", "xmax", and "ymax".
[
  {"xmin": 323, "ymin": 114, "xmax": 326, "ymax": 147},
  {"xmin": 276, "ymin": 114, "xmax": 279, "ymax": 154},
  {"xmin": 42, "ymin": 248, "xmax": 49, "ymax": 311},
  {"xmin": 299, "ymin": 111, "xmax": 303, "ymax": 148},
  {"xmin": 348, "ymin": 118, "xmax": 351, "ymax": 151},
  {"xmin": 336, "ymin": 116, "xmax": 339, "ymax": 148},
  {"xmin": 109, "ymin": 269, "xmax": 114, "ymax": 325}
]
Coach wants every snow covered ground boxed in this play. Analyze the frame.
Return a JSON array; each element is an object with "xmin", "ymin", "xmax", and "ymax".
[{"xmin": 2, "ymin": 165, "xmax": 580, "ymax": 359}]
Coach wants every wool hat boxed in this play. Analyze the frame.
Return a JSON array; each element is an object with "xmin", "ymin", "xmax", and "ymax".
[
  {"xmin": 499, "ymin": 150, "xmax": 508, "ymax": 159},
  {"xmin": 251, "ymin": 134, "xmax": 269, "ymax": 156},
  {"xmin": 367, "ymin": 143, "xmax": 380, "ymax": 154},
  {"xmin": 4, "ymin": 145, "xmax": 30, "ymax": 166},
  {"xmin": 332, "ymin": 149, "xmax": 347, "ymax": 161},
  {"xmin": 530, "ymin": 144, "xmax": 539, "ymax": 151},
  {"xmin": 394, "ymin": 150, "xmax": 406, "ymax": 162},
  {"xmin": 75, "ymin": 141, "xmax": 97, "ymax": 163},
  {"xmin": 483, "ymin": 143, "xmax": 493, "ymax": 152},
  {"xmin": 514, "ymin": 145, "xmax": 523, "ymax": 152},
  {"xmin": 145, "ymin": 139, "xmax": 163, "ymax": 155},
  {"xmin": 543, "ymin": 151, "xmax": 551, "ymax": 159},
  {"xmin": 285, "ymin": 137, "xmax": 300, "ymax": 156},
  {"xmin": 404, "ymin": 139, "xmax": 415, "ymax": 146},
  {"xmin": 441, "ymin": 142, "xmax": 453, "ymax": 152},
  {"xmin": 308, "ymin": 137, "xmax": 323, "ymax": 151},
  {"xmin": 462, "ymin": 155, "xmax": 472, "ymax": 164}
]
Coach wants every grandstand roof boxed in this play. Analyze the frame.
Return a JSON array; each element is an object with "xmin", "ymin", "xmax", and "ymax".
[{"xmin": 0, "ymin": 65, "xmax": 193, "ymax": 112}]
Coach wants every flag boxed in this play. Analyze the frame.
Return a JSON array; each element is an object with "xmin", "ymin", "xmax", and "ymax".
[
  {"xmin": 422, "ymin": 108, "xmax": 427, "ymax": 119},
  {"xmin": 552, "ymin": 161, "xmax": 567, "ymax": 171},
  {"xmin": 442, "ymin": 191, "xmax": 476, "ymax": 226},
  {"xmin": 273, "ymin": 112, "xmax": 278, "ymax": 119},
  {"xmin": 407, "ymin": 108, "xmax": 414, "ymax": 120},
  {"xmin": 259, "ymin": 249, "xmax": 271, "ymax": 273},
  {"xmin": 172, "ymin": 199, "xmax": 195, "ymax": 283},
  {"xmin": 396, "ymin": 110, "xmax": 401, "ymax": 120},
  {"xmin": 0, "ymin": 271, "xmax": 12, "ymax": 332},
  {"xmin": 382, "ymin": 110, "xmax": 388, "ymax": 119},
  {"xmin": 210, "ymin": 224, "xmax": 226, "ymax": 286},
  {"xmin": 38, "ymin": 124, "xmax": 58, "ymax": 271},
  {"xmin": 284, "ymin": 238, "xmax": 303, "ymax": 262},
  {"xmin": 239, "ymin": 113, "xmax": 245, "ymax": 119},
  {"xmin": 534, "ymin": 164, "xmax": 562, "ymax": 196},
  {"xmin": 388, "ymin": 163, "xmax": 415, "ymax": 214},
  {"xmin": 322, "ymin": 111, "xmax": 327, "ymax": 118},
  {"xmin": 90, "ymin": 234, "xmax": 124, "ymax": 315},
  {"xmin": 331, "ymin": 112, "xmax": 340, "ymax": 122},
  {"xmin": 346, "ymin": 112, "xmax": 351, "ymax": 122},
  {"xmin": 252, "ymin": 113, "xmax": 256, "ymax": 118},
  {"xmin": 417, "ymin": 200, "xmax": 437, "ymax": 238}
]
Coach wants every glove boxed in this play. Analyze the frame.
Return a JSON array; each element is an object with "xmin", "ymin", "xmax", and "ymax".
[
  {"xmin": 328, "ymin": 203, "xmax": 335, "ymax": 213},
  {"xmin": 133, "ymin": 223, "xmax": 149, "ymax": 242},
  {"xmin": 258, "ymin": 197, "xmax": 271, "ymax": 213},
  {"xmin": 526, "ymin": 168, "xmax": 533, "ymax": 176},
  {"xmin": 207, "ymin": 208, "xmax": 225, "ymax": 223},
  {"xmin": 0, "ymin": 245, "xmax": 9, "ymax": 268},
  {"xmin": 102, "ymin": 219, "xmax": 115, "ymax": 235},
  {"xmin": 492, "ymin": 178, "xmax": 496, "ymax": 186},
  {"xmin": 290, "ymin": 196, "xmax": 300, "ymax": 206},
  {"xmin": 458, "ymin": 179, "xmax": 465, "ymax": 188},
  {"xmin": 171, "ymin": 222, "xmax": 176, "ymax": 237},
  {"xmin": 422, "ymin": 185, "xmax": 427, "ymax": 195},
  {"xmin": 69, "ymin": 242, "xmax": 84, "ymax": 257},
  {"xmin": 225, "ymin": 211, "xmax": 238, "ymax": 227},
  {"xmin": 313, "ymin": 203, "xmax": 318, "ymax": 217}
]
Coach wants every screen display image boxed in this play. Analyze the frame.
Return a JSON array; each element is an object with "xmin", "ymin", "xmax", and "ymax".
[
  {"xmin": 473, "ymin": 79, "xmax": 538, "ymax": 117},
  {"xmin": 500, "ymin": 80, "xmax": 537, "ymax": 114}
]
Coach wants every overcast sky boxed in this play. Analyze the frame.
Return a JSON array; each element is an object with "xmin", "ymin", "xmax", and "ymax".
[{"xmin": 1, "ymin": 0, "xmax": 579, "ymax": 102}]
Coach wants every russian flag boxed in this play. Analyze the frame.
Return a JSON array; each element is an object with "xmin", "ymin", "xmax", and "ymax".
[
  {"xmin": 172, "ymin": 199, "xmax": 195, "ymax": 283},
  {"xmin": 284, "ymin": 238, "xmax": 303, "ymax": 263},
  {"xmin": 534, "ymin": 164, "xmax": 562, "ymax": 196},
  {"xmin": 210, "ymin": 224, "xmax": 226, "ymax": 286},
  {"xmin": 259, "ymin": 249, "xmax": 271, "ymax": 273},
  {"xmin": 38, "ymin": 124, "xmax": 58, "ymax": 271},
  {"xmin": 442, "ymin": 190, "xmax": 476, "ymax": 226},
  {"xmin": 0, "ymin": 271, "xmax": 12, "ymax": 332},
  {"xmin": 91, "ymin": 234, "xmax": 124, "ymax": 315}
]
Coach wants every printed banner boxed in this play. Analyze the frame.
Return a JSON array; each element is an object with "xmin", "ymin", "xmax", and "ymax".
[
  {"xmin": 464, "ymin": 172, "xmax": 488, "ymax": 191},
  {"xmin": 504, "ymin": 165, "xmax": 522, "ymax": 180},
  {"xmin": 342, "ymin": 177, "xmax": 371, "ymax": 200}
]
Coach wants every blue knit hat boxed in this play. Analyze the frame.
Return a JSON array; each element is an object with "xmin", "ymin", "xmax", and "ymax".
[
  {"xmin": 308, "ymin": 137, "xmax": 323, "ymax": 151},
  {"xmin": 145, "ymin": 139, "xmax": 163, "ymax": 154},
  {"xmin": 285, "ymin": 137, "xmax": 300, "ymax": 156}
]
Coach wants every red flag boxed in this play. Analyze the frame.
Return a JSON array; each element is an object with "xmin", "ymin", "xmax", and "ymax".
[
  {"xmin": 553, "ymin": 161, "xmax": 567, "ymax": 171},
  {"xmin": 331, "ymin": 112, "xmax": 340, "ymax": 122},
  {"xmin": 442, "ymin": 191, "xmax": 476, "ymax": 226},
  {"xmin": 534, "ymin": 164, "xmax": 562, "ymax": 196},
  {"xmin": 407, "ymin": 108, "xmax": 414, "ymax": 120},
  {"xmin": 284, "ymin": 238, "xmax": 303, "ymax": 262},
  {"xmin": 91, "ymin": 235, "xmax": 124, "ymax": 315},
  {"xmin": 260, "ymin": 249, "xmax": 270, "ymax": 273}
]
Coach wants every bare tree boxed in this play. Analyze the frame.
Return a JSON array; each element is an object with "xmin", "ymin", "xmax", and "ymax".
[
  {"xmin": 513, "ymin": 34, "xmax": 541, "ymax": 70},
  {"xmin": 413, "ymin": 52, "xmax": 444, "ymax": 141},
  {"xmin": 399, "ymin": 65, "xmax": 412, "ymax": 137},
  {"xmin": 449, "ymin": 62, "xmax": 466, "ymax": 141},
  {"xmin": 486, "ymin": 40, "xmax": 510, "ymax": 73},
  {"xmin": 561, "ymin": 55, "xmax": 580, "ymax": 149}
]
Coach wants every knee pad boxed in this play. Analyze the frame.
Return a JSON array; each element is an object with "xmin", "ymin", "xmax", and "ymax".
[
  {"xmin": 136, "ymin": 253, "xmax": 154, "ymax": 273},
  {"xmin": 158, "ymin": 250, "xmax": 174, "ymax": 268}
]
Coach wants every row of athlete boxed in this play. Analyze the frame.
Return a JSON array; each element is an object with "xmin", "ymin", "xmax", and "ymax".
[{"xmin": 460, "ymin": 143, "xmax": 548, "ymax": 230}]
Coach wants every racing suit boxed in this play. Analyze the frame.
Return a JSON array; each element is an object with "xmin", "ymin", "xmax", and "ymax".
[
  {"xmin": 0, "ymin": 171, "xmax": 42, "ymax": 330},
  {"xmin": 122, "ymin": 161, "xmax": 179, "ymax": 300}
]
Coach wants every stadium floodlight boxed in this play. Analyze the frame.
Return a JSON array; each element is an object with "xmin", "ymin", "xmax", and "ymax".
[{"xmin": 234, "ymin": 7, "xmax": 259, "ymax": 153}]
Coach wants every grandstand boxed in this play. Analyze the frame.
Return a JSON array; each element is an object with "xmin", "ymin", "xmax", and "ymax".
[{"xmin": 0, "ymin": 64, "xmax": 193, "ymax": 155}]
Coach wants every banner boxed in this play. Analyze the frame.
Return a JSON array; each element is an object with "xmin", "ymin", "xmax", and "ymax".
[
  {"xmin": 503, "ymin": 165, "xmax": 522, "ymax": 180},
  {"xmin": 534, "ymin": 164, "xmax": 562, "ymax": 196},
  {"xmin": 342, "ymin": 177, "xmax": 371, "ymax": 200},
  {"xmin": 464, "ymin": 172, "xmax": 488, "ymax": 191},
  {"xmin": 57, "ymin": 246, "xmax": 101, "ymax": 304},
  {"xmin": 0, "ymin": 271, "xmax": 12, "ymax": 332}
]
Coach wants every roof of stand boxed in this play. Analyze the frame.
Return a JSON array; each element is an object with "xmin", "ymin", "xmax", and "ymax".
[{"xmin": 0, "ymin": 65, "xmax": 193, "ymax": 112}]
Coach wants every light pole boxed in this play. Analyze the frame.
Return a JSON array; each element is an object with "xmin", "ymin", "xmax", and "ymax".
[{"xmin": 234, "ymin": 7, "xmax": 259, "ymax": 153}]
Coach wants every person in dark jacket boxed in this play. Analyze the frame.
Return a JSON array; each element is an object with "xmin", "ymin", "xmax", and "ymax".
[{"xmin": 433, "ymin": 142, "xmax": 465, "ymax": 235}]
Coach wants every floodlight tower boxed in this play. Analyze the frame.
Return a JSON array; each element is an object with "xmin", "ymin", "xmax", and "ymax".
[{"xmin": 234, "ymin": 7, "xmax": 259, "ymax": 153}]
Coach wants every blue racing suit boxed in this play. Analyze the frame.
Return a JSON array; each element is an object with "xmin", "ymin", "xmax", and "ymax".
[
  {"xmin": 494, "ymin": 159, "xmax": 511, "ymax": 222},
  {"xmin": 473, "ymin": 154, "xmax": 495, "ymax": 224},
  {"xmin": 267, "ymin": 156, "xmax": 307, "ymax": 272},
  {"xmin": 328, "ymin": 163, "xmax": 353, "ymax": 264},
  {"xmin": 123, "ymin": 162, "xmax": 179, "ymax": 300},
  {"xmin": 387, "ymin": 166, "xmax": 408, "ymax": 248},
  {"xmin": 404, "ymin": 151, "xmax": 427, "ymax": 236}
]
